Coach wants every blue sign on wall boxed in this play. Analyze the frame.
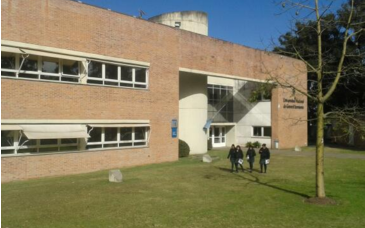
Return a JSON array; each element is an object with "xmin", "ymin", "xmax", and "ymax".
[{"xmin": 172, "ymin": 127, "xmax": 177, "ymax": 138}]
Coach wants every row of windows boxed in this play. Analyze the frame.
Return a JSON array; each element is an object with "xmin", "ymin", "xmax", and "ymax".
[
  {"xmin": 87, "ymin": 127, "xmax": 148, "ymax": 149},
  {"xmin": 1, "ymin": 127, "xmax": 149, "ymax": 156},
  {"xmin": 1, "ymin": 52, "xmax": 148, "ymax": 89}
]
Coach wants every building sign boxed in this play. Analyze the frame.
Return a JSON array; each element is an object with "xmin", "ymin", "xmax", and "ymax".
[
  {"xmin": 172, "ymin": 127, "xmax": 177, "ymax": 138},
  {"xmin": 283, "ymin": 98, "xmax": 305, "ymax": 109},
  {"xmin": 171, "ymin": 119, "xmax": 178, "ymax": 128},
  {"xmin": 171, "ymin": 119, "xmax": 178, "ymax": 138}
]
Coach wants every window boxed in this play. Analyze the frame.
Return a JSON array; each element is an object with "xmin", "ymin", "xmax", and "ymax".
[
  {"xmin": 252, "ymin": 126, "xmax": 272, "ymax": 137},
  {"xmin": 87, "ymin": 61, "xmax": 148, "ymax": 89},
  {"xmin": 86, "ymin": 126, "xmax": 149, "ymax": 149},
  {"xmin": 1, "ymin": 130, "xmax": 79, "ymax": 155},
  {"xmin": 1, "ymin": 52, "xmax": 81, "ymax": 83},
  {"xmin": 207, "ymin": 84, "xmax": 234, "ymax": 122}
]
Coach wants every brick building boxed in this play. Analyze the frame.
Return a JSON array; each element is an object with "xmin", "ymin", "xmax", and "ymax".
[{"xmin": 1, "ymin": 0, "xmax": 308, "ymax": 182}]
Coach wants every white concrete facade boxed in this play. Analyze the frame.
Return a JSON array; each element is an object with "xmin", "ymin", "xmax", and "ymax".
[
  {"xmin": 179, "ymin": 72, "xmax": 208, "ymax": 154},
  {"xmin": 149, "ymin": 11, "xmax": 208, "ymax": 36}
]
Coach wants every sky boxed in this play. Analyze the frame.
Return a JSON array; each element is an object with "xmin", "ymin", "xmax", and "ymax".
[{"xmin": 79, "ymin": 0, "xmax": 347, "ymax": 50}]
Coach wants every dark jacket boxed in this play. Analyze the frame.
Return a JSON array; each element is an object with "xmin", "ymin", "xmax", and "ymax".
[
  {"xmin": 237, "ymin": 149, "xmax": 244, "ymax": 159},
  {"xmin": 227, "ymin": 148, "xmax": 238, "ymax": 162},
  {"xmin": 259, "ymin": 147, "xmax": 270, "ymax": 160},
  {"xmin": 246, "ymin": 148, "xmax": 256, "ymax": 162}
]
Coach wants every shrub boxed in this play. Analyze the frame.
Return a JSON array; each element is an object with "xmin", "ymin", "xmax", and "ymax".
[
  {"xmin": 245, "ymin": 141, "xmax": 253, "ymax": 148},
  {"xmin": 253, "ymin": 141, "xmax": 261, "ymax": 148},
  {"xmin": 179, "ymin": 139, "xmax": 190, "ymax": 157}
]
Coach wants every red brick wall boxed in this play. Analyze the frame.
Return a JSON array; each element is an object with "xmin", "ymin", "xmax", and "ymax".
[{"xmin": 1, "ymin": 0, "xmax": 307, "ymax": 182}]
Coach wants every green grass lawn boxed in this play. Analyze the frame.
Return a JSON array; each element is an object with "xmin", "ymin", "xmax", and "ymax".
[{"xmin": 2, "ymin": 148, "xmax": 365, "ymax": 228}]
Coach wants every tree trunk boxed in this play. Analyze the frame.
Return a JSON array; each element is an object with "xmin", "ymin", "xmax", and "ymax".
[{"xmin": 316, "ymin": 102, "xmax": 326, "ymax": 198}]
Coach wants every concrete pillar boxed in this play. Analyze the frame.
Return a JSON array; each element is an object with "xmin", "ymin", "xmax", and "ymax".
[{"xmin": 179, "ymin": 72, "xmax": 207, "ymax": 154}]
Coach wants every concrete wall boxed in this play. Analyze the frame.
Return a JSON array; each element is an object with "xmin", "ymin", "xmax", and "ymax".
[
  {"xmin": 149, "ymin": 11, "xmax": 208, "ymax": 36},
  {"xmin": 179, "ymin": 72, "xmax": 208, "ymax": 154}
]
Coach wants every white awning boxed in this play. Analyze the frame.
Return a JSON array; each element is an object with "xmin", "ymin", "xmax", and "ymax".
[
  {"xmin": 20, "ymin": 125, "xmax": 90, "ymax": 139},
  {"xmin": 88, "ymin": 124, "xmax": 150, "ymax": 128},
  {"xmin": 1, "ymin": 125, "xmax": 23, "ymax": 131}
]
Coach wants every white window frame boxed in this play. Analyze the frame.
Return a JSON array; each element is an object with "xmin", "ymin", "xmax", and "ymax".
[
  {"xmin": 86, "ymin": 60, "xmax": 149, "ymax": 89},
  {"xmin": 87, "ymin": 127, "xmax": 149, "ymax": 150},
  {"xmin": 1, "ymin": 52, "xmax": 81, "ymax": 83},
  {"xmin": 1, "ymin": 130, "xmax": 79, "ymax": 156},
  {"xmin": 252, "ymin": 126, "xmax": 272, "ymax": 138}
]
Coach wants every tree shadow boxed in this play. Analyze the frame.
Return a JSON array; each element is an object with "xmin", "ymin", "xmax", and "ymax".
[{"xmin": 215, "ymin": 166, "xmax": 310, "ymax": 199}]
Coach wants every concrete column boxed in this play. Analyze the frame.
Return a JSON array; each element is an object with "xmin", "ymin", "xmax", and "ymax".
[{"xmin": 179, "ymin": 72, "xmax": 207, "ymax": 154}]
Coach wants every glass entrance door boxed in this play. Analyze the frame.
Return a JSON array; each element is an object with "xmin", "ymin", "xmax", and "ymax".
[{"xmin": 209, "ymin": 126, "xmax": 226, "ymax": 148}]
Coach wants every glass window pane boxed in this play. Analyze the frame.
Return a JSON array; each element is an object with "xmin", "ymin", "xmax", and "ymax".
[
  {"xmin": 253, "ymin": 127, "xmax": 262, "ymax": 136},
  {"xmin": 264, "ymin": 127, "xmax": 272, "ymax": 137},
  {"xmin": 105, "ymin": 128, "xmax": 118, "ymax": 142},
  {"xmin": 119, "ymin": 143, "xmax": 132, "ymax": 147},
  {"xmin": 61, "ymin": 138, "xmax": 77, "ymax": 144},
  {"xmin": 87, "ymin": 79, "xmax": 103, "ymax": 85},
  {"xmin": 63, "ymin": 60, "xmax": 79, "ymax": 75},
  {"xmin": 88, "ymin": 61, "xmax": 102, "ymax": 78},
  {"xmin": 105, "ymin": 64, "xmax": 118, "ymax": 80},
  {"xmin": 120, "ymin": 83, "xmax": 133, "ymax": 87},
  {"xmin": 18, "ymin": 73, "xmax": 38, "ymax": 79},
  {"xmin": 1, "ymin": 149, "xmax": 14, "ymax": 155},
  {"xmin": 134, "ymin": 128, "xmax": 146, "ymax": 140},
  {"xmin": 40, "ymin": 139, "xmax": 58, "ymax": 145},
  {"xmin": 18, "ymin": 148, "xmax": 38, "ymax": 153},
  {"xmin": 1, "ymin": 52, "xmax": 16, "ymax": 69},
  {"xmin": 21, "ymin": 55, "xmax": 38, "ymax": 71},
  {"xmin": 1, "ymin": 131, "xmax": 14, "ymax": 147},
  {"xmin": 60, "ymin": 146, "xmax": 78, "ymax": 152},
  {"xmin": 120, "ymin": 66, "xmax": 132, "ymax": 81},
  {"xmin": 105, "ymin": 81, "xmax": 118, "ymax": 86},
  {"xmin": 42, "ymin": 57, "xmax": 59, "ymax": 73},
  {"xmin": 135, "ymin": 68, "xmax": 146, "ymax": 83},
  {"xmin": 134, "ymin": 84, "xmax": 147, "ymax": 89},
  {"xmin": 41, "ymin": 75, "xmax": 59, "ymax": 81},
  {"xmin": 87, "ymin": 144, "xmax": 102, "ymax": 150},
  {"xmin": 39, "ymin": 147, "xmax": 59, "ymax": 153},
  {"xmin": 104, "ymin": 143, "xmax": 118, "ymax": 148},
  {"xmin": 88, "ymin": 127, "xmax": 102, "ymax": 142},
  {"xmin": 134, "ymin": 142, "xmax": 146, "ymax": 146},
  {"xmin": 120, "ymin": 128, "xmax": 132, "ymax": 141},
  {"xmin": 19, "ymin": 138, "xmax": 37, "ymax": 147},
  {"xmin": 1, "ymin": 71, "xmax": 16, "ymax": 77},
  {"xmin": 61, "ymin": 77, "xmax": 79, "ymax": 83}
]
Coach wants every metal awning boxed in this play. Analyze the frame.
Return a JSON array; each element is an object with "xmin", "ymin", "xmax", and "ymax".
[
  {"xmin": 20, "ymin": 125, "xmax": 90, "ymax": 139},
  {"xmin": 1, "ymin": 125, "xmax": 23, "ymax": 131}
]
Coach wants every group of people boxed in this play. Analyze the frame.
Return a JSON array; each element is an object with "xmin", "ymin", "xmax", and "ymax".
[{"xmin": 227, "ymin": 144, "xmax": 270, "ymax": 173}]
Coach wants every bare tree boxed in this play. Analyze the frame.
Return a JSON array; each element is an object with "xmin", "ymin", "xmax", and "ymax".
[{"xmin": 263, "ymin": 0, "xmax": 364, "ymax": 199}]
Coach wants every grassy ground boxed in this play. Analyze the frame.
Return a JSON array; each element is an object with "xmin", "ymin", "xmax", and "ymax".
[{"xmin": 2, "ymin": 147, "xmax": 365, "ymax": 228}]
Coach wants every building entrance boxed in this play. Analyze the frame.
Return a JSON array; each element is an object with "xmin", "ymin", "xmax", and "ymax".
[{"xmin": 210, "ymin": 126, "xmax": 226, "ymax": 148}]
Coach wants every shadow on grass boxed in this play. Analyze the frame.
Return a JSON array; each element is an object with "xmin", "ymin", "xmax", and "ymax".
[{"xmin": 216, "ymin": 167, "xmax": 310, "ymax": 199}]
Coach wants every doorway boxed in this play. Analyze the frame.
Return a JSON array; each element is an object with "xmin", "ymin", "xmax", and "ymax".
[{"xmin": 209, "ymin": 126, "xmax": 226, "ymax": 148}]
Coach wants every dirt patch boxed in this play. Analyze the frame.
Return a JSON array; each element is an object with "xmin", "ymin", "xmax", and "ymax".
[{"xmin": 304, "ymin": 197, "xmax": 337, "ymax": 205}]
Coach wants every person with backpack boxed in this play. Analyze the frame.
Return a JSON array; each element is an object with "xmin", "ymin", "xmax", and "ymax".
[
  {"xmin": 259, "ymin": 144, "xmax": 270, "ymax": 173},
  {"xmin": 227, "ymin": 144, "xmax": 238, "ymax": 173}
]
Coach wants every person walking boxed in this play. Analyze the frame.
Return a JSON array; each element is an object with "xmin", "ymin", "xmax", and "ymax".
[
  {"xmin": 227, "ymin": 144, "xmax": 238, "ymax": 173},
  {"xmin": 246, "ymin": 146, "xmax": 256, "ymax": 173},
  {"xmin": 259, "ymin": 144, "xmax": 270, "ymax": 173},
  {"xmin": 236, "ymin": 145, "xmax": 244, "ymax": 172}
]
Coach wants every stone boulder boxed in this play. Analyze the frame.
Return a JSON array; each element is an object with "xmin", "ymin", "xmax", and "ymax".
[
  {"xmin": 294, "ymin": 146, "xmax": 302, "ymax": 152},
  {"xmin": 202, "ymin": 154, "xmax": 212, "ymax": 163},
  {"xmin": 109, "ymin": 169, "xmax": 123, "ymax": 183}
]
